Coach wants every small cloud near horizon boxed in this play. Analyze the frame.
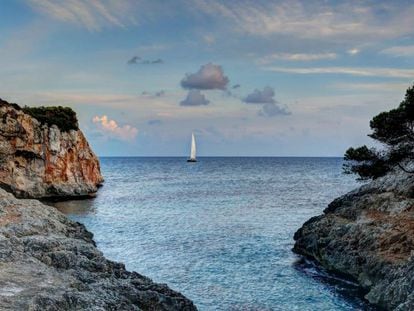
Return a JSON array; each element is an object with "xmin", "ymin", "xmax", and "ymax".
[
  {"xmin": 244, "ymin": 86, "xmax": 291, "ymax": 117},
  {"xmin": 92, "ymin": 115, "xmax": 138, "ymax": 141},
  {"xmin": 243, "ymin": 86, "xmax": 276, "ymax": 104},
  {"xmin": 147, "ymin": 119, "xmax": 162, "ymax": 125}
]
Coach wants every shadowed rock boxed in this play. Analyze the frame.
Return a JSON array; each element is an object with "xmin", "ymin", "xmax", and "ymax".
[{"xmin": 293, "ymin": 166, "xmax": 414, "ymax": 310}]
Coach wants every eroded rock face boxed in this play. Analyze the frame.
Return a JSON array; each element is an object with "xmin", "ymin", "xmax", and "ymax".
[
  {"xmin": 293, "ymin": 167, "xmax": 414, "ymax": 310},
  {"xmin": 0, "ymin": 100, "xmax": 103, "ymax": 199},
  {"xmin": 0, "ymin": 189, "xmax": 197, "ymax": 310}
]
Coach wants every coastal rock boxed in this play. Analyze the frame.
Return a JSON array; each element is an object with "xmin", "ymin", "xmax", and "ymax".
[
  {"xmin": 0, "ymin": 99, "xmax": 103, "ymax": 199},
  {"xmin": 0, "ymin": 188, "xmax": 197, "ymax": 310},
  {"xmin": 293, "ymin": 167, "xmax": 414, "ymax": 310}
]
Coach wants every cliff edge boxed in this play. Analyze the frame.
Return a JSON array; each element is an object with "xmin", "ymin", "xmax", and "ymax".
[
  {"xmin": 293, "ymin": 167, "xmax": 414, "ymax": 310},
  {"xmin": 0, "ymin": 188, "xmax": 197, "ymax": 310},
  {"xmin": 0, "ymin": 98, "xmax": 103, "ymax": 199}
]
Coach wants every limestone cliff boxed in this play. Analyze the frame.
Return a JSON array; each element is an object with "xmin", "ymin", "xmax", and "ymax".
[
  {"xmin": 0, "ymin": 188, "xmax": 197, "ymax": 310},
  {"xmin": 293, "ymin": 167, "xmax": 414, "ymax": 310},
  {"xmin": 0, "ymin": 99, "xmax": 103, "ymax": 199}
]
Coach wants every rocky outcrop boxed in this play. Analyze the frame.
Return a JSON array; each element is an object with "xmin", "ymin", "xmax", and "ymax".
[
  {"xmin": 0, "ymin": 99, "xmax": 103, "ymax": 199},
  {"xmin": 0, "ymin": 188, "xmax": 197, "ymax": 310},
  {"xmin": 293, "ymin": 167, "xmax": 414, "ymax": 310}
]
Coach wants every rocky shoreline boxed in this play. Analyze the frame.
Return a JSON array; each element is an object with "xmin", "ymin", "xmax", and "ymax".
[
  {"xmin": 0, "ymin": 188, "xmax": 197, "ymax": 310},
  {"xmin": 293, "ymin": 167, "xmax": 414, "ymax": 310}
]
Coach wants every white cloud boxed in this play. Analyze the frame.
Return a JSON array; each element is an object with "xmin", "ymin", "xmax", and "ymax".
[
  {"xmin": 265, "ymin": 66, "xmax": 414, "ymax": 78},
  {"xmin": 347, "ymin": 48, "xmax": 360, "ymax": 55},
  {"xmin": 27, "ymin": 0, "xmax": 136, "ymax": 31},
  {"xmin": 193, "ymin": 0, "xmax": 414, "ymax": 42},
  {"xmin": 381, "ymin": 45, "xmax": 414, "ymax": 57},
  {"xmin": 92, "ymin": 115, "xmax": 138, "ymax": 141},
  {"xmin": 258, "ymin": 52, "xmax": 336, "ymax": 64}
]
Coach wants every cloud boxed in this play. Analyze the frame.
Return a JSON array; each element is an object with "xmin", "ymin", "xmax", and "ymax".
[
  {"xmin": 259, "ymin": 103, "xmax": 291, "ymax": 117},
  {"xmin": 141, "ymin": 90, "xmax": 165, "ymax": 98},
  {"xmin": 180, "ymin": 90, "xmax": 210, "ymax": 106},
  {"xmin": 258, "ymin": 52, "xmax": 337, "ymax": 64},
  {"xmin": 128, "ymin": 56, "xmax": 164, "ymax": 65},
  {"xmin": 147, "ymin": 119, "xmax": 162, "ymax": 125},
  {"xmin": 203, "ymin": 34, "xmax": 216, "ymax": 45},
  {"xmin": 92, "ymin": 115, "xmax": 138, "ymax": 141},
  {"xmin": 243, "ymin": 86, "xmax": 291, "ymax": 117},
  {"xmin": 193, "ymin": 1, "xmax": 414, "ymax": 42},
  {"xmin": 334, "ymin": 82, "xmax": 409, "ymax": 92},
  {"xmin": 181, "ymin": 63, "xmax": 229, "ymax": 90},
  {"xmin": 265, "ymin": 66, "xmax": 414, "ymax": 78},
  {"xmin": 381, "ymin": 45, "xmax": 414, "ymax": 57},
  {"xmin": 27, "ymin": 0, "xmax": 136, "ymax": 31},
  {"xmin": 243, "ymin": 86, "xmax": 276, "ymax": 104},
  {"xmin": 127, "ymin": 56, "xmax": 141, "ymax": 64},
  {"xmin": 347, "ymin": 48, "xmax": 360, "ymax": 55}
]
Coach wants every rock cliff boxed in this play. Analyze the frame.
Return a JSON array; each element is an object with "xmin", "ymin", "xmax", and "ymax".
[
  {"xmin": 293, "ymin": 167, "xmax": 414, "ymax": 310},
  {"xmin": 0, "ymin": 188, "xmax": 197, "ymax": 310},
  {"xmin": 0, "ymin": 99, "xmax": 103, "ymax": 199}
]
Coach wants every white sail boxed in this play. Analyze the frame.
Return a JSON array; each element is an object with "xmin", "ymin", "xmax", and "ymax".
[{"xmin": 190, "ymin": 133, "xmax": 196, "ymax": 160}]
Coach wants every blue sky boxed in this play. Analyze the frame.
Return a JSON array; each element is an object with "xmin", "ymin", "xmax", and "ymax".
[{"xmin": 1, "ymin": 0, "xmax": 414, "ymax": 156}]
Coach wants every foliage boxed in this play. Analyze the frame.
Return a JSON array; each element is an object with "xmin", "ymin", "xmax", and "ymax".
[
  {"xmin": 344, "ymin": 84, "xmax": 414, "ymax": 180},
  {"xmin": 22, "ymin": 106, "xmax": 79, "ymax": 132}
]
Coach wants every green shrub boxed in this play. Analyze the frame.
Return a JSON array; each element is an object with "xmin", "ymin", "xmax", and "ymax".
[
  {"xmin": 344, "ymin": 84, "xmax": 414, "ymax": 180},
  {"xmin": 22, "ymin": 106, "xmax": 79, "ymax": 132}
]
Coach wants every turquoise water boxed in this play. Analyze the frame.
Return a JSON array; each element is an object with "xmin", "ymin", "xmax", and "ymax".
[{"xmin": 54, "ymin": 157, "xmax": 374, "ymax": 310}]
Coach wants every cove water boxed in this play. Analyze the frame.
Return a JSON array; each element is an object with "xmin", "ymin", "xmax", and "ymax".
[{"xmin": 54, "ymin": 157, "xmax": 375, "ymax": 310}]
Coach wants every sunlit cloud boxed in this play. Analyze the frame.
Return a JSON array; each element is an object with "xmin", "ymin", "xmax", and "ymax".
[{"xmin": 92, "ymin": 115, "xmax": 138, "ymax": 141}]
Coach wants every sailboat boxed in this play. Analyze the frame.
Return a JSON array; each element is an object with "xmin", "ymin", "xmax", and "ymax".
[{"xmin": 187, "ymin": 132, "xmax": 197, "ymax": 162}]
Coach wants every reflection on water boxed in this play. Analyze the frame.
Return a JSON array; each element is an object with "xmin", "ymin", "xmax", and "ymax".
[
  {"xmin": 53, "ymin": 157, "xmax": 372, "ymax": 310},
  {"xmin": 52, "ymin": 198, "xmax": 97, "ymax": 215}
]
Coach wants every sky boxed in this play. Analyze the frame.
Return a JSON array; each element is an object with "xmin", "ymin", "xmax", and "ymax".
[{"xmin": 0, "ymin": 0, "xmax": 414, "ymax": 156}]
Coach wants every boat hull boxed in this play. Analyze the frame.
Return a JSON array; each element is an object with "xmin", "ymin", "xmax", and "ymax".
[{"xmin": 187, "ymin": 159, "xmax": 197, "ymax": 162}]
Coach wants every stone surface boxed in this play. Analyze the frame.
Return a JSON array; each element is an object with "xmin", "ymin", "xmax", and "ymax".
[
  {"xmin": 0, "ymin": 99, "xmax": 103, "ymax": 199},
  {"xmin": 0, "ymin": 188, "xmax": 197, "ymax": 310},
  {"xmin": 293, "ymin": 167, "xmax": 414, "ymax": 310}
]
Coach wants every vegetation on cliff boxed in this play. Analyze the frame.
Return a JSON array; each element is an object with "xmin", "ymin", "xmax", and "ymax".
[
  {"xmin": 22, "ymin": 106, "xmax": 79, "ymax": 132},
  {"xmin": 0, "ymin": 98, "xmax": 79, "ymax": 132},
  {"xmin": 343, "ymin": 84, "xmax": 414, "ymax": 180}
]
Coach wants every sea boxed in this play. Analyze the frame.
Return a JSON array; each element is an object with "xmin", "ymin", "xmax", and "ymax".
[{"xmin": 53, "ymin": 157, "xmax": 375, "ymax": 311}]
